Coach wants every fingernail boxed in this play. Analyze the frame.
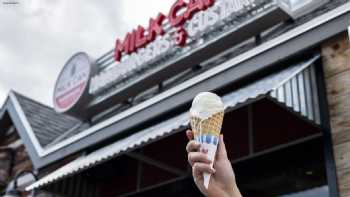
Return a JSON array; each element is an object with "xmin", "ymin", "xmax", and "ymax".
[{"xmin": 211, "ymin": 167, "xmax": 216, "ymax": 173}]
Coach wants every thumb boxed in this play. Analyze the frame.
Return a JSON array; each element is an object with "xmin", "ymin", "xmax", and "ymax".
[
  {"xmin": 186, "ymin": 130, "xmax": 194, "ymax": 140},
  {"xmin": 216, "ymin": 135, "xmax": 228, "ymax": 160}
]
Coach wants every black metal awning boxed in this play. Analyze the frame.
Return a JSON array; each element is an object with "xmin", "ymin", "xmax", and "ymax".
[{"xmin": 27, "ymin": 55, "xmax": 321, "ymax": 191}]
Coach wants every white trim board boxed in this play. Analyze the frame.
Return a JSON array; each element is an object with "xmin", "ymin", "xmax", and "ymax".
[{"xmin": 9, "ymin": 91, "xmax": 46, "ymax": 154}]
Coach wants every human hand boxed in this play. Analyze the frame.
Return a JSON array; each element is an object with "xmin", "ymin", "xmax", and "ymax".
[{"xmin": 186, "ymin": 130, "xmax": 242, "ymax": 197}]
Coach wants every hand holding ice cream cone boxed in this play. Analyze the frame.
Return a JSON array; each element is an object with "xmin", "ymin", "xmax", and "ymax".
[
  {"xmin": 190, "ymin": 92, "xmax": 225, "ymax": 189},
  {"xmin": 187, "ymin": 92, "xmax": 242, "ymax": 197}
]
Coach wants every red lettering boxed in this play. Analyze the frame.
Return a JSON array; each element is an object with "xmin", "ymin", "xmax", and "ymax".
[
  {"xmin": 175, "ymin": 28, "xmax": 187, "ymax": 46},
  {"xmin": 147, "ymin": 13, "xmax": 166, "ymax": 42},
  {"xmin": 169, "ymin": 0, "xmax": 187, "ymax": 27},
  {"xmin": 184, "ymin": 0, "xmax": 205, "ymax": 19},
  {"xmin": 203, "ymin": 0, "xmax": 215, "ymax": 7},
  {"xmin": 135, "ymin": 25, "xmax": 148, "ymax": 48},
  {"xmin": 115, "ymin": 13, "xmax": 165, "ymax": 62},
  {"xmin": 129, "ymin": 29, "xmax": 136, "ymax": 53},
  {"xmin": 115, "ymin": 0, "xmax": 216, "ymax": 61},
  {"xmin": 115, "ymin": 32, "xmax": 134, "ymax": 62}
]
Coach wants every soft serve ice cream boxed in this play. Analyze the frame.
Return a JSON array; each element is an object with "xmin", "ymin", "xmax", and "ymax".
[
  {"xmin": 190, "ymin": 92, "xmax": 225, "ymax": 189},
  {"xmin": 190, "ymin": 92, "xmax": 225, "ymax": 120}
]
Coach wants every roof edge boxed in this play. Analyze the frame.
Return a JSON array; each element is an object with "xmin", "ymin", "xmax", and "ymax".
[
  {"xmin": 3, "ymin": 91, "xmax": 45, "ymax": 169},
  {"xmin": 33, "ymin": 1, "xmax": 350, "ymax": 158},
  {"xmin": 8, "ymin": 91, "xmax": 44, "ymax": 153}
]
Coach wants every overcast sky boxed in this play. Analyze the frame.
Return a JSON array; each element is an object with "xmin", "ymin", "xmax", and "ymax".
[{"xmin": 0, "ymin": 0, "xmax": 174, "ymax": 107}]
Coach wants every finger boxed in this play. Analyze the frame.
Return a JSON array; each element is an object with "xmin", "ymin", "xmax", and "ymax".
[
  {"xmin": 186, "ymin": 140, "xmax": 200, "ymax": 153},
  {"xmin": 202, "ymin": 148, "xmax": 208, "ymax": 154},
  {"xmin": 186, "ymin": 130, "xmax": 194, "ymax": 140},
  {"xmin": 188, "ymin": 152, "xmax": 212, "ymax": 166},
  {"xmin": 216, "ymin": 135, "xmax": 228, "ymax": 160},
  {"xmin": 192, "ymin": 163, "xmax": 215, "ymax": 177}
]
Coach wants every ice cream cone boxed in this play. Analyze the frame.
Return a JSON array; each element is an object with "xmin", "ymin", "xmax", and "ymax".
[
  {"xmin": 189, "ymin": 92, "xmax": 225, "ymax": 189},
  {"xmin": 190, "ymin": 111, "xmax": 224, "ymax": 188},
  {"xmin": 190, "ymin": 111, "xmax": 224, "ymax": 143}
]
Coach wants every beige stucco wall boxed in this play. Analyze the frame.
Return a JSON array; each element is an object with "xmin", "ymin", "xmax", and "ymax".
[{"xmin": 322, "ymin": 33, "xmax": 350, "ymax": 197}]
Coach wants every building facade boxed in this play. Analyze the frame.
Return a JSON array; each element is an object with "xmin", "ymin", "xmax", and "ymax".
[
  {"xmin": 322, "ymin": 33, "xmax": 350, "ymax": 196},
  {"xmin": 1, "ymin": 0, "xmax": 350, "ymax": 196}
]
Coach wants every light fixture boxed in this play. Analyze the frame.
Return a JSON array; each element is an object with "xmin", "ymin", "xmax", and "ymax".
[
  {"xmin": 4, "ymin": 170, "xmax": 37, "ymax": 197},
  {"xmin": 3, "ymin": 189, "xmax": 21, "ymax": 197},
  {"xmin": 277, "ymin": 0, "xmax": 330, "ymax": 19}
]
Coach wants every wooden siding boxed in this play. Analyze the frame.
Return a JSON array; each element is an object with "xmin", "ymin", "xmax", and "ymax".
[
  {"xmin": 322, "ymin": 32, "xmax": 350, "ymax": 197},
  {"xmin": 0, "ymin": 125, "xmax": 33, "ymax": 193}
]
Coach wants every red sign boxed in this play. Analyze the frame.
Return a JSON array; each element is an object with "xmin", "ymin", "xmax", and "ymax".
[
  {"xmin": 114, "ymin": 0, "xmax": 215, "ymax": 62},
  {"xmin": 55, "ymin": 82, "xmax": 86, "ymax": 109},
  {"xmin": 53, "ymin": 53, "xmax": 92, "ymax": 114}
]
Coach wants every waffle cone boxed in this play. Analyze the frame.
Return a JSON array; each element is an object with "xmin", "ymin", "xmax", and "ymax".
[
  {"xmin": 190, "ymin": 111, "xmax": 224, "ymax": 137},
  {"xmin": 190, "ymin": 111, "xmax": 224, "ymax": 189}
]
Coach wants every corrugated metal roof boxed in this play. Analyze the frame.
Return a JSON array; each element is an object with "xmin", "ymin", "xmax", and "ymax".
[
  {"xmin": 26, "ymin": 55, "xmax": 320, "ymax": 191},
  {"xmin": 26, "ymin": 112, "xmax": 189, "ymax": 190},
  {"xmin": 269, "ymin": 62, "xmax": 321, "ymax": 125}
]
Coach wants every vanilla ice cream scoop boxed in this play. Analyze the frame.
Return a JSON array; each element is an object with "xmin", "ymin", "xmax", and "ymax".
[{"xmin": 190, "ymin": 92, "xmax": 224, "ymax": 120}]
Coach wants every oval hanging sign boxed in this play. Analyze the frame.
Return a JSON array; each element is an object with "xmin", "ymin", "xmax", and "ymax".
[{"xmin": 53, "ymin": 52, "xmax": 94, "ymax": 118}]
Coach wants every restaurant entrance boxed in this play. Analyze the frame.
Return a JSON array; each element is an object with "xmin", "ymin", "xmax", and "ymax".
[
  {"xmin": 71, "ymin": 96, "xmax": 329, "ymax": 197},
  {"xmin": 34, "ymin": 56, "xmax": 335, "ymax": 197}
]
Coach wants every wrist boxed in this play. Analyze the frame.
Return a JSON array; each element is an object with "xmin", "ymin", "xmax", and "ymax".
[
  {"xmin": 223, "ymin": 183, "xmax": 241, "ymax": 197},
  {"xmin": 231, "ymin": 183, "xmax": 242, "ymax": 197},
  {"xmin": 207, "ymin": 184, "xmax": 241, "ymax": 197}
]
